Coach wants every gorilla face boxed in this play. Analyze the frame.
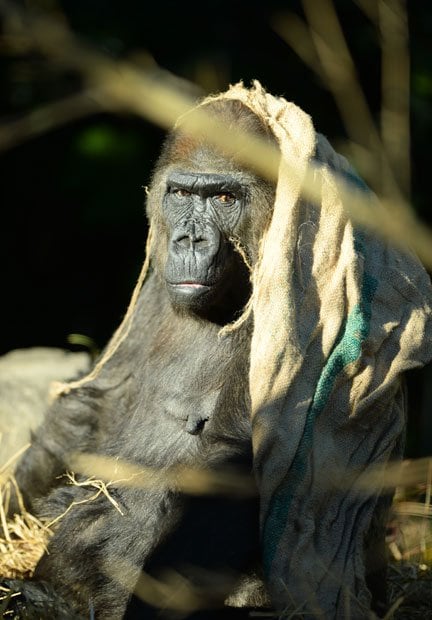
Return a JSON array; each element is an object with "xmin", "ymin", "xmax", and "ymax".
[
  {"xmin": 147, "ymin": 98, "xmax": 277, "ymax": 324},
  {"xmin": 162, "ymin": 170, "xmax": 249, "ymax": 315}
]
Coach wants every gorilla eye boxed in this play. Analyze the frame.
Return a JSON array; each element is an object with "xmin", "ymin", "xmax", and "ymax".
[
  {"xmin": 172, "ymin": 188, "xmax": 192, "ymax": 198},
  {"xmin": 213, "ymin": 192, "xmax": 237, "ymax": 207}
]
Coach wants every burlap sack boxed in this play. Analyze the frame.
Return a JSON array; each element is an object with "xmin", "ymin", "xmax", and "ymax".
[{"xmin": 205, "ymin": 82, "xmax": 432, "ymax": 617}]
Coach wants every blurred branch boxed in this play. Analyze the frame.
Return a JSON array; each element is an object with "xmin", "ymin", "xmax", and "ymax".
[
  {"xmin": 273, "ymin": 2, "xmax": 431, "ymax": 264},
  {"xmin": 0, "ymin": 91, "xmax": 101, "ymax": 150},
  {"xmin": 379, "ymin": 0, "xmax": 411, "ymax": 197},
  {"xmin": 0, "ymin": 1, "xmax": 281, "ymax": 179},
  {"xmin": 108, "ymin": 560, "xmax": 231, "ymax": 613},
  {"xmin": 275, "ymin": 1, "xmax": 411, "ymax": 207},
  {"xmin": 272, "ymin": 12, "xmax": 320, "ymax": 70},
  {"xmin": 69, "ymin": 452, "xmax": 257, "ymax": 497},
  {"xmin": 354, "ymin": 0, "xmax": 379, "ymax": 24},
  {"xmin": 351, "ymin": 457, "xmax": 432, "ymax": 492},
  {"xmin": 301, "ymin": 0, "xmax": 403, "ymax": 202},
  {"xmin": 1, "ymin": 1, "xmax": 432, "ymax": 268}
]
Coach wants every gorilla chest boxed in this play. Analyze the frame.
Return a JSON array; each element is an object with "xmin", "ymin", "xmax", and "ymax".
[
  {"xmin": 144, "ymin": 349, "xmax": 227, "ymax": 435},
  {"xmin": 136, "ymin": 324, "xmax": 246, "ymax": 441},
  {"xmin": 162, "ymin": 383, "xmax": 220, "ymax": 435}
]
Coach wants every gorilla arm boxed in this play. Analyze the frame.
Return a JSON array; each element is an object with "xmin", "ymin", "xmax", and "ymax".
[
  {"xmin": 12, "ymin": 386, "xmax": 102, "ymax": 512},
  {"xmin": 11, "ymin": 274, "xmax": 160, "ymax": 513},
  {"xmin": 33, "ymin": 484, "xmax": 182, "ymax": 620}
]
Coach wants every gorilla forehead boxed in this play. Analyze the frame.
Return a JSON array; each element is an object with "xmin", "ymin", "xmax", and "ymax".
[{"xmin": 166, "ymin": 171, "xmax": 246, "ymax": 198}]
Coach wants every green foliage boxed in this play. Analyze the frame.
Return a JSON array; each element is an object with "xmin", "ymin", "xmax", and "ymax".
[
  {"xmin": 413, "ymin": 72, "xmax": 432, "ymax": 98},
  {"xmin": 75, "ymin": 124, "xmax": 141, "ymax": 161}
]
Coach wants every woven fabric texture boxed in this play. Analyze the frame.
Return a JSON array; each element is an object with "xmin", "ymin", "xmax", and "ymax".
[{"xmin": 205, "ymin": 82, "xmax": 432, "ymax": 617}]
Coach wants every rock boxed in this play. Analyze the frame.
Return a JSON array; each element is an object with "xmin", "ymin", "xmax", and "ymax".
[{"xmin": 0, "ymin": 348, "xmax": 91, "ymax": 468}]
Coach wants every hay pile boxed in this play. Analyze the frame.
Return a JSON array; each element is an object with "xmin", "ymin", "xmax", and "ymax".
[
  {"xmin": 1, "ymin": 472, "xmax": 431, "ymax": 618},
  {"xmin": 0, "ymin": 476, "xmax": 53, "ymax": 618},
  {"xmin": 0, "ymin": 477, "xmax": 51, "ymax": 581}
]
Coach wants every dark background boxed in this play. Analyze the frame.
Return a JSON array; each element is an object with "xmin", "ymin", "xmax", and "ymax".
[{"xmin": 1, "ymin": 0, "xmax": 431, "ymax": 454}]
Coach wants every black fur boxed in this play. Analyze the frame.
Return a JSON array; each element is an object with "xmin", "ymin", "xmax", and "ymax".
[{"xmin": 7, "ymin": 100, "xmax": 276, "ymax": 619}]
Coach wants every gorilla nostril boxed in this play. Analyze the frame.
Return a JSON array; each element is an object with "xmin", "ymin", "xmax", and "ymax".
[
  {"xmin": 176, "ymin": 235, "xmax": 192, "ymax": 249},
  {"xmin": 193, "ymin": 237, "xmax": 210, "ymax": 249},
  {"xmin": 175, "ymin": 236, "xmax": 210, "ymax": 250}
]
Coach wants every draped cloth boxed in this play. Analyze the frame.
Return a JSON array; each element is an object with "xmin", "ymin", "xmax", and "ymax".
[{"xmin": 205, "ymin": 82, "xmax": 432, "ymax": 617}]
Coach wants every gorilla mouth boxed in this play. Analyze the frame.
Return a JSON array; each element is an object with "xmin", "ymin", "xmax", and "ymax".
[
  {"xmin": 176, "ymin": 281, "xmax": 208, "ymax": 288},
  {"xmin": 168, "ymin": 281, "xmax": 212, "ymax": 295},
  {"xmin": 166, "ymin": 280, "xmax": 216, "ymax": 310}
]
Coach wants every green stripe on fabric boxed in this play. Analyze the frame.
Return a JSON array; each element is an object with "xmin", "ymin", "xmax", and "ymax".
[{"xmin": 262, "ymin": 234, "xmax": 378, "ymax": 576}]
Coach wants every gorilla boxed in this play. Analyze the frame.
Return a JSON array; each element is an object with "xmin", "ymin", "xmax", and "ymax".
[{"xmin": 4, "ymin": 98, "xmax": 277, "ymax": 619}]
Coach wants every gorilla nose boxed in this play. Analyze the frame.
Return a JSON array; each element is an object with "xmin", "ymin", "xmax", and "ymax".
[{"xmin": 174, "ymin": 234, "xmax": 212, "ymax": 250}]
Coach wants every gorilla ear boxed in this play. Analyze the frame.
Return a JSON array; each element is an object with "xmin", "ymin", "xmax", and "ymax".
[{"xmin": 145, "ymin": 168, "xmax": 167, "ymax": 219}]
